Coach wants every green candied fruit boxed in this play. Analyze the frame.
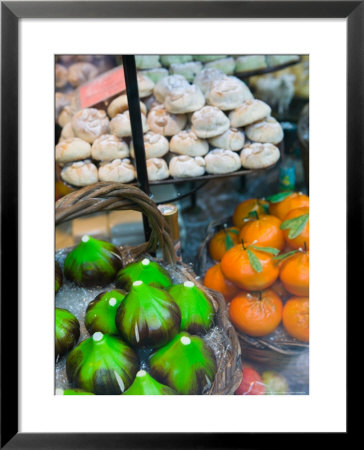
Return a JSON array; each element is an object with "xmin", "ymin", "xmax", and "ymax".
[
  {"xmin": 85, "ymin": 289, "xmax": 126, "ymax": 335},
  {"xmin": 56, "ymin": 388, "xmax": 94, "ymax": 395},
  {"xmin": 123, "ymin": 370, "xmax": 177, "ymax": 395},
  {"xmin": 194, "ymin": 55, "xmax": 227, "ymax": 63},
  {"xmin": 116, "ymin": 258, "xmax": 172, "ymax": 291},
  {"xmin": 55, "ymin": 261, "xmax": 63, "ymax": 293},
  {"xmin": 149, "ymin": 332, "xmax": 217, "ymax": 395},
  {"xmin": 64, "ymin": 235, "xmax": 122, "ymax": 288},
  {"xmin": 160, "ymin": 55, "xmax": 193, "ymax": 67},
  {"xmin": 168, "ymin": 281, "xmax": 215, "ymax": 335},
  {"xmin": 66, "ymin": 332, "xmax": 138, "ymax": 395},
  {"xmin": 115, "ymin": 280, "xmax": 181, "ymax": 349},
  {"xmin": 55, "ymin": 308, "xmax": 80, "ymax": 359}
]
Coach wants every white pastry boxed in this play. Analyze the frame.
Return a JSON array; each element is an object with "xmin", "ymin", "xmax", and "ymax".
[
  {"xmin": 240, "ymin": 143, "xmax": 280, "ymax": 169},
  {"xmin": 204, "ymin": 149, "xmax": 242, "ymax": 174},
  {"xmin": 191, "ymin": 106, "xmax": 230, "ymax": 139},
  {"xmin": 56, "ymin": 137, "xmax": 91, "ymax": 163},
  {"xmin": 208, "ymin": 128, "xmax": 245, "ymax": 151},
  {"xmin": 61, "ymin": 160, "xmax": 98, "ymax": 186},
  {"xmin": 137, "ymin": 72, "xmax": 155, "ymax": 98},
  {"xmin": 67, "ymin": 62, "xmax": 98, "ymax": 87},
  {"xmin": 71, "ymin": 108, "xmax": 110, "ymax": 143},
  {"xmin": 194, "ymin": 68, "xmax": 227, "ymax": 95},
  {"xmin": 170, "ymin": 130, "xmax": 209, "ymax": 156},
  {"xmin": 58, "ymin": 122, "xmax": 75, "ymax": 142},
  {"xmin": 153, "ymin": 74, "xmax": 190, "ymax": 103},
  {"xmin": 143, "ymin": 95, "xmax": 161, "ymax": 112},
  {"xmin": 164, "ymin": 84, "xmax": 205, "ymax": 114},
  {"xmin": 169, "ymin": 155, "xmax": 206, "ymax": 178},
  {"xmin": 91, "ymin": 134, "xmax": 129, "ymax": 161},
  {"xmin": 147, "ymin": 105, "xmax": 187, "ymax": 136},
  {"xmin": 98, "ymin": 158, "xmax": 135, "ymax": 183},
  {"xmin": 58, "ymin": 105, "xmax": 77, "ymax": 128},
  {"xmin": 110, "ymin": 110, "xmax": 148, "ymax": 137},
  {"xmin": 229, "ymin": 99, "xmax": 271, "ymax": 127},
  {"xmin": 245, "ymin": 116, "xmax": 284, "ymax": 144},
  {"xmin": 206, "ymin": 76, "xmax": 253, "ymax": 110},
  {"xmin": 130, "ymin": 131, "xmax": 169, "ymax": 159},
  {"xmin": 147, "ymin": 158, "xmax": 169, "ymax": 181},
  {"xmin": 107, "ymin": 94, "xmax": 147, "ymax": 118},
  {"xmin": 55, "ymin": 64, "xmax": 68, "ymax": 88}
]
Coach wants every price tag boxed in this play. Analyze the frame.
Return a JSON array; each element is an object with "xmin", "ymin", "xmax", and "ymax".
[{"xmin": 77, "ymin": 66, "xmax": 126, "ymax": 108}]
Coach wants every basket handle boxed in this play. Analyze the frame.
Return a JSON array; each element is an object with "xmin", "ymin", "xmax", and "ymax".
[{"xmin": 55, "ymin": 182, "xmax": 177, "ymax": 264}]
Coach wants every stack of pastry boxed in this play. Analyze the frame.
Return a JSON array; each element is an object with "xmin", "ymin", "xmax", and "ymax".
[{"xmin": 56, "ymin": 61, "xmax": 284, "ymax": 187}]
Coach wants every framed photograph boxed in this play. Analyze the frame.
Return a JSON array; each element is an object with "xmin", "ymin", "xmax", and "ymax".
[{"xmin": 1, "ymin": 1, "xmax": 358, "ymax": 447}]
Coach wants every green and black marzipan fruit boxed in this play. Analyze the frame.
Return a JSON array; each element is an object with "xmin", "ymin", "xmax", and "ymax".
[
  {"xmin": 85, "ymin": 289, "xmax": 126, "ymax": 335},
  {"xmin": 116, "ymin": 258, "xmax": 172, "ymax": 291},
  {"xmin": 55, "ymin": 261, "xmax": 63, "ymax": 293},
  {"xmin": 64, "ymin": 235, "xmax": 122, "ymax": 287},
  {"xmin": 66, "ymin": 332, "xmax": 139, "ymax": 395},
  {"xmin": 115, "ymin": 280, "xmax": 181, "ymax": 349},
  {"xmin": 149, "ymin": 332, "xmax": 217, "ymax": 395},
  {"xmin": 123, "ymin": 370, "xmax": 177, "ymax": 395},
  {"xmin": 55, "ymin": 308, "xmax": 80, "ymax": 359},
  {"xmin": 168, "ymin": 281, "xmax": 215, "ymax": 335}
]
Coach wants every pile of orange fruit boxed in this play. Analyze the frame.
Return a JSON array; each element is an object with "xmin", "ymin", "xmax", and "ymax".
[{"xmin": 203, "ymin": 191, "xmax": 309, "ymax": 343}]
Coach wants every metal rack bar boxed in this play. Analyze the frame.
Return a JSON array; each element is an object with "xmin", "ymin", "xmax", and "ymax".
[{"xmin": 122, "ymin": 55, "xmax": 151, "ymax": 242}]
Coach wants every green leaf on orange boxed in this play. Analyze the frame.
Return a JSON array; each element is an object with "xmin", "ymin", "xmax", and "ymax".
[
  {"xmin": 249, "ymin": 245, "xmax": 280, "ymax": 256},
  {"xmin": 273, "ymin": 250, "xmax": 298, "ymax": 264},
  {"xmin": 247, "ymin": 249, "xmax": 262, "ymax": 273},
  {"xmin": 224, "ymin": 233, "xmax": 235, "ymax": 251},
  {"xmin": 280, "ymin": 213, "xmax": 309, "ymax": 239},
  {"xmin": 261, "ymin": 202, "xmax": 270, "ymax": 214},
  {"xmin": 229, "ymin": 228, "xmax": 239, "ymax": 235},
  {"xmin": 266, "ymin": 191, "xmax": 293, "ymax": 203},
  {"xmin": 248, "ymin": 210, "xmax": 259, "ymax": 220}
]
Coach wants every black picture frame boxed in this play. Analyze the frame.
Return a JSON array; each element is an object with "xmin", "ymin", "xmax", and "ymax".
[{"xmin": 1, "ymin": 1, "xmax": 358, "ymax": 448}]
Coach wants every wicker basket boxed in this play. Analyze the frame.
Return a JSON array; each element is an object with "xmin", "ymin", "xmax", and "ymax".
[
  {"xmin": 195, "ymin": 216, "xmax": 309, "ymax": 369},
  {"xmin": 55, "ymin": 182, "xmax": 242, "ymax": 395}
]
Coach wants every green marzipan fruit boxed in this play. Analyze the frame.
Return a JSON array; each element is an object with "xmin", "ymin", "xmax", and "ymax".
[
  {"xmin": 55, "ymin": 261, "xmax": 63, "ymax": 293},
  {"xmin": 168, "ymin": 282, "xmax": 215, "ymax": 335},
  {"xmin": 59, "ymin": 388, "xmax": 94, "ymax": 395},
  {"xmin": 85, "ymin": 289, "xmax": 126, "ymax": 335},
  {"xmin": 115, "ymin": 280, "xmax": 181, "ymax": 349},
  {"xmin": 66, "ymin": 332, "xmax": 138, "ymax": 395},
  {"xmin": 123, "ymin": 370, "xmax": 177, "ymax": 395},
  {"xmin": 64, "ymin": 236, "xmax": 122, "ymax": 287},
  {"xmin": 149, "ymin": 332, "xmax": 217, "ymax": 395},
  {"xmin": 115, "ymin": 258, "xmax": 172, "ymax": 291},
  {"xmin": 55, "ymin": 308, "xmax": 80, "ymax": 359}
]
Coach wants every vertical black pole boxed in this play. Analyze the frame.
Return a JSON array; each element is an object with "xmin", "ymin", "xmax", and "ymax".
[{"xmin": 122, "ymin": 55, "xmax": 151, "ymax": 242}]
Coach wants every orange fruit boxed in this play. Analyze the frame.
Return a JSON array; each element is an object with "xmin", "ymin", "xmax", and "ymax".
[
  {"xmin": 220, "ymin": 244, "xmax": 279, "ymax": 291},
  {"xmin": 282, "ymin": 297, "xmax": 309, "ymax": 342},
  {"xmin": 269, "ymin": 192, "xmax": 309, "ymax": 220},
  {"xmin": 208, "ymin": 227, "xmax": 240, "ymax": 261},
  {"xmin": 233, "ymin": 198, "xmax": 269, "ymax": 229},
  {"xmin": 203, "ymin": 263, "xmax": 240, "ymax": 302},
  {"xmin": 281, "ymin": 207, "xmax": 309, "ymax": 250},
  {"xmin": 229, "ymin": 289, "xmax": 283, "ymax": 337},
  {"xmin": 239, "ymin": 214, "xmax": 284, "ymax": 251},
  {"xmin": 279, "ymin": 251, "xmax": 309, "ymax": 296}
]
